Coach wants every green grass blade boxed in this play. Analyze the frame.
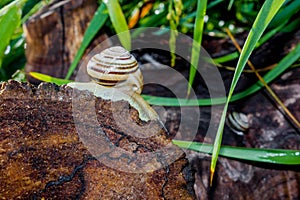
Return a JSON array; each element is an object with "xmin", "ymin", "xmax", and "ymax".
[
  {"xmin": 168, "ymin": 0, "xmax": 183, "ymax": 67},
  {"xmin": 31, "ymin": 41, "xmax": 298, "ymax": 104},
  {"xmin": 207, "ymin": 0, "xmax": 223, "ymax": 9},
  {"xmin": 142, "ymin": 41, "xmax": 300, "ymax": 106},
  {"xmin": 210, "ymin": 0, "xmax": 285, "ymax": 184},
  {"xmin": 105, "ymin": 0, "xmax": 131, "ymax": 50},
  {"xmin": 30, "ymin": 72, "xmax": 73, "ymax": 86},
  {"xmin": 212, "ymin": 51, "xmax": 239, "ymax": 64},
  {"xmin": 131, "ymin": 11, "xmax": 168, "ymax": 38},
  {"xmin": 0, "ymin": 0, "xmax": 24, "ymax": 69},
  {"xmin": 187, "ymin": 0, "xmax": 207, "ymax": 96},
  {"xmin": 214, "ymin": 7, "xmax": 298, "ymax": 65},
  {"xmin": 282, "ymin": 17, "xmax": 300, "ymax": 33},
  {"xmin": 21, "ymin": 0, "xmax": 46, "ymax": 24},
  {"xmin": 65, "ymin": 3, "xmax": 108, "ymax": 79},
  {"xmin": 142, "ymin": 94, "xmax": 221, "ymax": 106},
  {"xmin": 231, "ymin": 42, "xmax": 300, "ymax": 101},
  {"xmin": 228, "ymin": 0, "xmax": 235, "ymax": 10},
  {"xmin": 0, "ymin": 0, "xmax": 13, "ymax": 8},
  {"xmin": 173, "ymin": 140, "xmax": 300, "ymax": 165},
  {"xmin": 269, "ymin": 0, "xmax": 300, "ymax": 29},
  {"xmin": 213, "ymin": 21, "xmax": 286, "ymax": 64}
]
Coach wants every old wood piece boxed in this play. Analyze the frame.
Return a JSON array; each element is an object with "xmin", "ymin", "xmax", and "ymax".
[
  {"xmin": 0, "ymin": 80, "xmax": 195, "ymax": 199},
  {"xmin": 24, "ymin": 0, "xmax": 108, "ymax": 83}
]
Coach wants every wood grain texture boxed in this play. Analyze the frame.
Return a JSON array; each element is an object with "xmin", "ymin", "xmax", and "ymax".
[
  {"xmin": 23, "ymin": 0, "xmax": 109, "ymax": 83},
  {"xmin": 0, "ymin": 80, "xmax": 195, "ymax": 199}
]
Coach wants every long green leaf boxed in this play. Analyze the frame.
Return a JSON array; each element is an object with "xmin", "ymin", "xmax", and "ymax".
[
  {"xmin": 142, "ymin": 41, "xmax": 300, "ymax": 106},
  {"xmin": 213, "ymin": 51, "xmax": 239, "ymax": 64},
  {"xmin": 32, "ymin": 40, "xmax": 300, "ymax": 107},
  {"xmin": 65, "ymin": 3, "xmax": 108, "ymax": 79},
  {"xmin": 30, "ymin": 72, "xmax": 73, "ymax": 86},
  {"xmin": 105, "ymin": 0, "xmax": 131, "ymax": 50},
  {"xmin": 187, "ymin": 0, "xmax": 207, "ymax": 96},
  {"xmin": 0, "ymin": 0, "xmax": 13, "ymax": 8},
  {"xmin": 131, "ymin": 11, "xmax": 168, "ymax": 38},
  {"xmin": 269, "ymin": 0, "xmax": 300, "ymax": 29},
  {"xmin": 228, "ymin": 0, "xmax": 235, "ymax": 10},
  {"xmin": 0, "ymin": 0, "xmax": 23, "ymax": 68},
  {"xmin": 213, "ymin": 20, "xmax": 287, "ymax": 64},
  {"xmin": 210, "ymin": 0, "xmax": 285, "ymax": 184},
  {"xmin": 173, "ymin": 140, "xmax": 300, "ymax": 165}
]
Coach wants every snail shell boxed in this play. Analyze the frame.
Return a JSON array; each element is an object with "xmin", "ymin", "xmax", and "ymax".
[
  {"xmin": 87, "ymin": 46, "xmax": 143, "ymax": 94},
  {"xmin": 68, "ymin": 46, "xmax": 160, "ymax": 122},
  {"xmin": 227, "ymin": 112, "xmax": 249, "ymax": 135}
]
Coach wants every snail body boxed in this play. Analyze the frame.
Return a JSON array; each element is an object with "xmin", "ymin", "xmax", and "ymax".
[{"xmin": 68, "ymin": 46, "xmax": 158, "ymax": 122}]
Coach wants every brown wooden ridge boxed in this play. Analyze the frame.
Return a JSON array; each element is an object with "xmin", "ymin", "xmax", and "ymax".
[{"xmin": 0, "ymin": 80, "xmax": 195, "ymax": 199}]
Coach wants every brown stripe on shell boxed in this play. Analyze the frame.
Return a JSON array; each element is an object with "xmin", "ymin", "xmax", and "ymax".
[
  {"xmin": 90, "ymin": 59, "xmax": 138, "ymax": 69},
  {"xmin": 87, "ymin": 46, "xmax": 142, "ymax": 88},
  {"xmin": 92, "ymin": 54, "xmax": 133, "ymax": 62},
  {"xmin": 89, "ymin": 66, "xmax": 138, "ymax": 75},
  {"xmin": 90, "ymin": 77, "xmax": 121, "ymax": 86},
  {"xmin": 91, "ymin": 57, "xmax": 137, "ymax": 66}
]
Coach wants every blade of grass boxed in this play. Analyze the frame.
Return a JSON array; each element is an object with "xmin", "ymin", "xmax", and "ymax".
[
  {"xmin": 213, "ymin": 51, "xmax": 239, "ymax": 64},
  {"xmin": 210, "ymin": 0, "xmax": 285, "ymax": 185},
  {"xmin": 269, "ymin": 0, "xmax": 300, "ymax": 29},
  {"xmin": 30, "ymin": 72, "xmax": 73, "ymax": 85},
  {"xmin": 65, "ymin": 3, "xmax": 108, "ymax": 79},
  {"xmin": 173, "ymin": 140, "xmax": 300, "ymax": 165},
  {"xmin": 228, "ymin": 0, "xmax": 235, "ymax": 10},
  {"xmin": 29, "ymin": 41, "xmax": 300, "ymax": 108},
  {"xmin": 207, "ymin": 0, "xmax": 223, "ymax": 9},
  {"xmin": 21, "ymin": 0, "xmax": 48, "ymax": 24},
  {"xmin": 131, "ymin": 11, "xmax": 168, "ymax": 38},
  {"xmin": 225, "ymin": 27, "xmax": 300, "ymax": 127},
  {"xmin": 283, "ymin": 17, "xmax": 300, "ymax": 33},
  {"xmin": 104, "ymin": 0, "xmax": 131, "ymax": 50},
  {"xmin": 0, "ymin": 0, "xmax": 13, "ymax": 8},
  {"xmin": 168, "ymin": 0, "xmax": 183, "ymax": 67},
  {"xmin": 213, "ymin": 20, "xmax": 286, "ymax": 64},
  {"xmin": 187, "ymin": 0, "xmax": 207, "ymax": 96},
  {"xmin": 0, "ymin": 0, "xmax": 25, "ymax": 69},
  {"xmin": 142, "ymin": 41, "xmax": 300, "ymax": 106},
  {"xmin": 213, "ymin": 6, "xmax": 298, "ymax": 65}
]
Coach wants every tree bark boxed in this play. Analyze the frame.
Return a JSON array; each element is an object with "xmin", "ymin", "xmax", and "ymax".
[
  {"xmin": 0, "ymin": 80, "xmax": 195, "ymax": 199},
  {"xmin": 24, "ymin": 0, "xmax": 109, "ymax": 83}
]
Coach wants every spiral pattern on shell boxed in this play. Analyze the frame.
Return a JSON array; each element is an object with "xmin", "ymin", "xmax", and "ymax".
[
  {"xmin": 87, "ymin": 46, "xmax": 140, "ymax": 87},
  {"xmin": 227, "ymin": 112, "xmax": 249, "ymax": 135}
]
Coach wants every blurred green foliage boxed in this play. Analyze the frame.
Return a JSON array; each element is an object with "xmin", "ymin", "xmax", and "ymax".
[
  {"xmin": 0, "ymin": 0, "xmax": 50, "ymax": 81},
  {"xmin": 0, "ymin": 0, "xmax": 299, "ymax": 82}
]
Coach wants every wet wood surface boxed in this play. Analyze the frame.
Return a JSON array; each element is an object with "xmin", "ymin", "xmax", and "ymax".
[{"xmin": 0, "ymin": 80, "xmax": 195, "ymax": 199}]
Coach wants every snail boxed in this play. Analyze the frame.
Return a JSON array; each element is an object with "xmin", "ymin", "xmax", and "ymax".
[
  {"xmin": 67, "ymin": 46, "xmax": 159, "ymax": 122},
  {"xmin": 226, "ymin": 111, "xmax": 249, "ymax": 136}
]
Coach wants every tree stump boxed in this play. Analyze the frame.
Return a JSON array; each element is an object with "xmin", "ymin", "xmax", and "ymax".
[
  {"xmin": 23, "ymin": 0, "xmax": 109, "ymax": 83},
  {"xmin": 0, "ymin": 80, "xmax": 195, "ymax": 199}
]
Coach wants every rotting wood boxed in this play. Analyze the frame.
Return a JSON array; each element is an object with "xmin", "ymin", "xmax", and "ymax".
[{"xmin": 0, "ymin": 80, "xmax": 195, "ymax": 199}]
